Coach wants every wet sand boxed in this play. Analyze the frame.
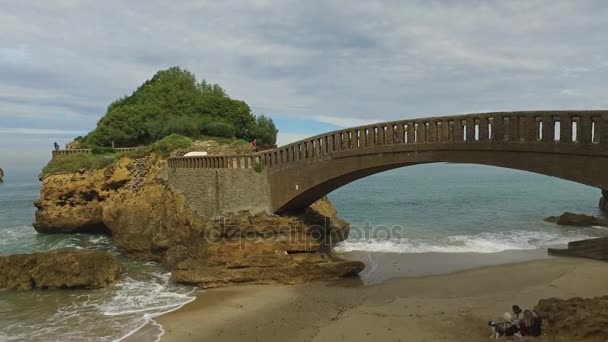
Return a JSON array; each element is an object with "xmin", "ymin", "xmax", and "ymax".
[{"xmin": 157, "ymin": 252, "xmax": 608, "ymax": 342}]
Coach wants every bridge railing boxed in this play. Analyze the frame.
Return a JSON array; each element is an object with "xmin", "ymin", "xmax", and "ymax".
[
  {"xmin": 52, "ymin": 148, "xmax": 139, "ymax": 158},
  {"xmin": 167, "ymin": 111, "xmax": 608, "ymax": 170}
]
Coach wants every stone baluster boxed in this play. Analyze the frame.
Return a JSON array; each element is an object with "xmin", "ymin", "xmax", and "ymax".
[
  {"xmin": 478, "ymin": 117, "xmax": 489, "ymax": 141},
  {"xmin": 542, "ymin": 114, "xmax": 554, "ymax": 142},
  {"xmin": 426, "ymin": 122, "xmax": 436, "ymax": 143},
  {"xmin": 416, "ymin": 121, "xmax": 426, "ymax": 144},
  {"xmin": 405, "ymin": 123, "xmax": 414, "ymax": 143},
  {"xmin": 452, "ymin": 120, "xmax": 462, "ymax": 142},
  {"xmin": 600, "ymin": 113, "xmax": 608, "ymax": 145},
  {"xmin": 492, "ymin": 114, "xmax": 504, "ymax": 142},
  {"xmin": 396, "ymin": 124, "xmax": 405, "ymax": 144},
  {"xmin": 385, "ymin": 125, "xmax": 394, "ymax": 144},
  {"xmin": 466, "ymin": 118, "xmax": 476, "ymax": 141},
  {"xmin": 578, "ymin": 115, "xmax": 592, "ymax": 144}
]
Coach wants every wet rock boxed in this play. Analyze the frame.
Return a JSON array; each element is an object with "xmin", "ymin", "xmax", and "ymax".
[
  {"xmin": 600, "ymin": 190, "xmax": 608, "ymax": 212},
  {"xmin": 545, "ymin": 212, "xmax": 608, "ymax": 227},
  {"xmin": 172, "ymin": 254, "xmax": 365, "ymax": 288},
  {"xmin": 0, "ymin": 250, "xmax": 122, "ymax": 290},
  {"xmin": 535, "ymin": 296, "xmax": 608, "ymax": 342},
  {"xmin": 34, "ymin": 142, "xmax": 363, "ymax": 287}
]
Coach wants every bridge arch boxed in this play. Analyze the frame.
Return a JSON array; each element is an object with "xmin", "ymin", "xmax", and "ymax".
[
  {"xmin": 269, "ymin": 148, "xmax": 606, "ymax": 213},
  {"xmin": 168, "ymin": 111, "xmax": 608, "ymax": 215}
]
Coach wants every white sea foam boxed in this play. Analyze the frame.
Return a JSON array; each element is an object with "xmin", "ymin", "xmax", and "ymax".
[
  {"xmin": 335, "ymin": 230, "xmax": 595, "ymax": 254},
  {"xmin": 0, "ymin": 266, "xmax": 196, "ymax": 342}
]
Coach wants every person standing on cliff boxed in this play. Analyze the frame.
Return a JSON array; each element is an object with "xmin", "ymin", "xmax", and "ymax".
[{"xmin": 54, "ymin": 142, "xmax": 60, "ymax": 151}]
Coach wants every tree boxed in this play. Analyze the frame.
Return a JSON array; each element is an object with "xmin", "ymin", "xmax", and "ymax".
[
  {"xmin": 249, "ymin": 115, "xmax": 278, "ymax": 145},
  {"xmin": 81, "ymin": 66, "xmax": 277, "ymax": 147}
]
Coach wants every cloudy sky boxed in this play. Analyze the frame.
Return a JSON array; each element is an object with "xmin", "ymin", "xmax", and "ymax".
[{"xmin": 1, "ymin": 0, "xmax": 607, "ymax": 173}]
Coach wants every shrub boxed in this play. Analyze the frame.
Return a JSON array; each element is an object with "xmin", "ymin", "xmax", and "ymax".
[
  {"xmin": 253, "ymin": 162, "xmax": 264, "ymax": 173},
  {"xmin": 42, "ymin": 154, "xmax": 119, "ymax": 176},
  {"xmin": 201, "ymin": 122, "xmax": 236, "ymax": 138},
  {"xmin": 149, "ymin": 134, "xmax": 193, "ymax": 158},
  {"xmin": 90, "ymin": 147, "xmax": 117, "ymax": 155}
]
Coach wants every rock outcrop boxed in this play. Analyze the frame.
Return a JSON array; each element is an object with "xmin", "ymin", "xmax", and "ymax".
[
  {"xmin": 0, "ymin": 250, "xmax": 122, "ymax": 290},
  {"xmin": 0, "ymin": 167, "xmax": 4, "ymax": 182},
  {"xmin": 535, "ymin": 296, "xmax": 608, "ymax": 342},
  {"xmin": 600, "ymin": 190, "xmax": 608, "ymax": 212},
  {"xmin": 545, "ymin": 212, "xmax": 608, "ymax": 227},
  {"xmin": 34, "ymin": 146, "xmax": 364, "ymax": 288},
  {"xmin": 548, "ymin": 237, "xmax": 608, "ymax": 261}
]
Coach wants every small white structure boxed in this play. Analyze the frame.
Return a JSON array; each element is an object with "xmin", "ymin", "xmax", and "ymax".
[
  {"xmin": 184, "ymin": 152, "xmax": 207, "ymax": 157},
  {"xmin": 184, "ymin": 151, "xmax": 208, "ymax": 157}
]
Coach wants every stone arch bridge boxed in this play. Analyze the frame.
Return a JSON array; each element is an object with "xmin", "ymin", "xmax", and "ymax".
[{"xmin": 167, "ymin": 111, "xmax": 608, "ymax": 217}]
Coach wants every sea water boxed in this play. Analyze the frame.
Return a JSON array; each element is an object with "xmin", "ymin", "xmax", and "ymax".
[
  {"xmin": 0, "ymin": 172, "xmax": 195, "ymax": 342},
  {"xmin": 0, "ymin": 163, "xmax": 606, "ymax": 341},
  {"xmin": 332, "ymin": 163, "xmax": 607, "ymax": 254}
]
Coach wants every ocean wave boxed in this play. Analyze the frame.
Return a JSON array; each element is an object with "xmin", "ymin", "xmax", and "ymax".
[
  {"xmin": 335, "ymin": 230, "xmax": 595, "ymax": 254},
  {"xmin": 0, "ymin": 265, "xmax": 195, "ymax": 342}
]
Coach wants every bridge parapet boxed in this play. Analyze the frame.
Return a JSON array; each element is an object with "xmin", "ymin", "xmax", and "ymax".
[{"xmin": 167, "ymin": 111, "xmax": 608, "ymax": 170}]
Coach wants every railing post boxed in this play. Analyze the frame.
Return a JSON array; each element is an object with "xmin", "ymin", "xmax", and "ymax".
[
  {"xmin": 506, "ymin": 115, "xmax": 519, "ymax": 141},
  {"xmin": 492, "ymin": 114, "xmax": 504, "ymax": 142},
  {"xmin": 386, "ymin": 125, "xmax": 394, "ymax": 144},
  {"xmin": 521, "ymin": 115, "xmax": 536, "ymax": 142},
  {"xmin": 396, "ymin": 124, "xmax": 404, "ymax": 143},
  {"xmin": 439, "ymin": 120, "xmax": 448, "ymax": 142},
  {"xmin": 407, "ymin": 124, "xmax": 415, "ymax": 143},
  {"xmin": 435, "ymin": 122, "xmax": 443, "ymax": 142},
  {"xmin": 478, "ymin": 117, "xmax": 489, "ymax": 141},
  {"xmin": 579, "ymin": 115, "xmax": 592, "ymax": 144},
  {"xmin": 600, "ymin": 113, "xmax": 608, "ymax": 145},
  {"xmin": 542, "ymin": 114, "xmax": 554, "ymax": 142},
  {"xmin": 416, "ymin": 122, "xmax": 425, "ymax": 143},
  {"xmin": 466, "ymin": 118, "xmax": 475, "ymax": 141},
  {"xmin": 452, "ymin": 120, "xmax": 462, "ymax": 142},
  {"xmin": 376, "ymin": 126, "xmax": 384, "ymax": 145},
  {"xmin": 426, "ymin": 122, "xmax": 436, "ymax": 143},
  {"xmin": 559, "ymin": 114, "xmax": 572, "ymax": 143}
]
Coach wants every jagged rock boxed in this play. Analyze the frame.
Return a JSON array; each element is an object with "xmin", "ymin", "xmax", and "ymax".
[
  {"xmin": 34, "ymin": 144, "xmax": 364, "ymax": 287},
  {"xmin": 600, "ymin": 190, "xmax": 608, "ymax": 212},
  {"xmin": 0, "ymin": 250, "xmax": 122, "ymax": 290},
  {"xmin": 545, "ymin": 212, "xmax": 608, "ymax": 227},
  {"xmin": 33, "ymin": 158, "xmax": 133, "ymax": 234},
  {"xmin": 172, "ymin": 254, "xmax": 365, "ymax": 288},
  {"xmin": 535, "ymin": 296, "xmax": 608, "ymax": 342},
  {"xmin": 548, "ymin": 237, "xmax": 608, "ymax": 261}
]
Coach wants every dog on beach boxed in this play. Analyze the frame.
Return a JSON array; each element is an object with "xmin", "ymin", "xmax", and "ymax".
[{"xmin": 488, "ymin": 312, "xmax": 517, "ymax": 339}]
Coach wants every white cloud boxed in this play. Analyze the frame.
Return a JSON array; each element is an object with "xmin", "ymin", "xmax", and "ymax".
[
  {"xmin": 2, "ymin": 1, "xmax": 608, "ymax": 165},
  {"xmin": 313, "ymin": 115, "xmax": 384, "ymax": 128},
  {"xmin": 276, "ymin": 133, "xmax": 311, "ymax": 147},
  {"xmin": 0, "ymin": 128, "xmax": 87, "ymax": 135}
]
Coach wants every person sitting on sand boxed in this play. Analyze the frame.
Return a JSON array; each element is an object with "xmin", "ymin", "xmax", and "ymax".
[
  {"xmin": 519, "ymin": 309, "xmax": 542, "ymax": 337},
  {"xmin": 512, "ymin": 305, "xmax": 523, "ymax": 321}
]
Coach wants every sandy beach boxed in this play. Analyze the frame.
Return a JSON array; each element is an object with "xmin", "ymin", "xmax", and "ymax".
[{"xmin": 155, "ymin": 252, "xmax": 608, "ymax": 342}]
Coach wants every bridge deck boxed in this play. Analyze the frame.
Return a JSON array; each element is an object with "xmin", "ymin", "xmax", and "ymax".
[{"xmin": 168, "ymin": 111, "xmax": 608, "ymax": 170}]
